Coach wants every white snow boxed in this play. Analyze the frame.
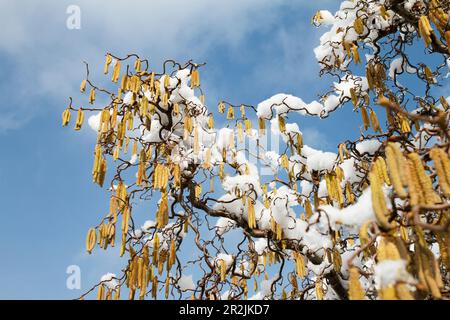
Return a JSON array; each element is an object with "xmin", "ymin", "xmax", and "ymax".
[
  {"xmin": 320, "ymin": 186, "xmax": 375, "ymax": 229},
  {"xmin": 178, "ymin": 274, "xmax": 195, "ymax": 291},
  {"xmin": 215, "ymin": 217, "xmax": 236, "ymax": 236},
  {"xmin": 100, "ymin": 273, "xmax": 119, "ymax": 290},
  {"xmin": 302, "ymin": 145, "xmax": 337, "ymax": 172},
  {"xmin": 356, "ymin": 139, "xmax": 381, "ymax": 155},
  {"xmin": 374, "ymin": 260, "xmax": 415, "ymax": 288}
]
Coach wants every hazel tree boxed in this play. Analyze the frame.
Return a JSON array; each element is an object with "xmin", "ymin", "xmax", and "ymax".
[{"xmin": 64, "ymin": 0, "xmax": 450, "ymax": 300}]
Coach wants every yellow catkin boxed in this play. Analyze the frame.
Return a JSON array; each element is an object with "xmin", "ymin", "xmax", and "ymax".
[
  {"xmin": 370, "ymin": 109, "xmax": 382, "ymax": 133},
  {"xmin": 258, "ymin": 117, "xmax": 266, "ymax": 134},
  {"xmin": 348, "ymin": 267, "xmax": 365, "ymax": 300},
  {"xmin": 407, "ymin": 152, "xmax": 440, "ymax": 205},
  {"xmin": 88, "ymin": 88, "xmax": 96, "ymax": 105},
  {"xmin": 380, "ymin": 286, "xmax": 397, "ymax": 300},
  {"xmin": 333, "ymin": 248, "xmax": 342, "ymax": 273},
  {"xmin": 92, "ymin": 144, "xmax": 107, "ymax": 186},
  {"xmin": 423, "ymin": 65, "xmax": 434, "ymax": 83},
  {"xmin": 218, "ymin": 101, "xmax": 225, "ymax": 113},
  {"xmin": 244, "ymin": 119, "xmax": 252, "ymax": 133},
  {"xmin": 359, "ymin": 221, "xmax": 371, "ymax": 249},
  {"xmin": 430, "ymin": 148, "xmax": 450, "ymax": 197},
  {"xmin": 315, "ymin": 278, "xmax": 324, "ymax": 300},
  {"xmin": 338, "ymin": 143, "xmax": 345, "ymax": 162},
  {"xmin": 113, "ymin": 145, "xmax": 120, "ymax": 161},
  {"xmin": 119, "ymin": 75, "xmax": 128, "ymax": 94},
  {"xmin": 86, "ymin": 228, "xmax": 96, "ymax": 254},
  {"xmin": 361, "ymin": 107, "xmax": 370, "ymax": 130},
  {"xmin": 418, "ymin": 16, "xmax": 433, "ymax": 47},
  {"xmin": 379, "ymin": 5, "xmax": 389, "ymax": 19},
  {"xmin": 127, "ymin": 111, "xmax": 134, "ymax": 130},
  {"xmin": 280, "ymin": 154, "xmax": 289, "ymax": 170},
  {"xmin": 219, "ymin": 260, "xmax": 227, "ymax": 281},
  {"xmin": 62, "ymin": 108, "xmax": 71, "ymax": 127},
  {"xmin": 172, "ymin": 164, "xmax": 181, "ymax": 188},
  {"xmin": 104, "ymin": 54, "xmax": 112, "ymax": 74},
  {"xmin": 184, "ymin": 116, "xmax": 193, "ymax": 135},
  {"xmin": 437, "ymin": 214, "xmax": 450, "ymax": 269},
  {"xmin": 134, "ymin": 58, "xmax": 141, "ymax": 72},
  {"xmin": 226, "ymin": 105, "xmax": 234, "ymax": 120},
  {"xmin": 152, "ymin": 234, "xmax": 160, "ymax": 266},
  {"xmin": 79, "ymin": 79, "xmax": 87, "ymax": 93},
  {"xmin": 376, "ymin": 157, "xmax": 391, "ymax": 186},
  {"xmin": 400, "ymin": 225, "xmax": 409, "ymax": 242},
  {"xmin": 438, "ymin": 148, "xmax": 450, "ymax": 185},
  {"xmin": 397, "ymin": 114, "xmax": 411, "ymax": 133},
  {"xmin": 369, "ymin": 170, "xmax": 393, "ymax": 230},
  {"xmin": 153, "ymin": 164, "xmax": 169, "ymax": 190},
  {"xmin": 385, "ymin": 240, "xmax": 402, "ymax": 260},
  {"xmin": 395, "ymin": 283, "xmax": 414, "ymax": 300},
  {"xmin": 240, "ymin": 104, "xmax": 246, "ymax": 118},
  {"xmin": 139, "ymin": 96, "xmax": 148, "ymax": 117},
  {"xmin": 99, "ymin": 109, "xmax": 110, "ymax": 133},
  {"xmin": 247, "ymin": 197, "xmax": 256, "ymax": 229},
  {"xmin": 112, "ymin": 61, "xmax": 121, "ymax": 83},
  {"xmin": 335, "ymin": 174, "xmax": 344, "ymax": 206},
  {"xmin": 195, "ymin": 184, "xmax": 202, "ymax": 199},
  {"xmin": 276, "ymin": 223, "xmax": 282, "ymax": 240},
  {"xmin": 351, "ymin": 44, "xmax": 360, "ymax": 64},
  {"xmin": 385, "ymin": 107, "xmax": 395, "ymax": 127},
  {"xmin": 353, "ymin": 17, "xmax": 364, "ymax": 35},
  {"xmin": 136, "ymin": 150, "xmax": 146, "ymax": 186},
  {"xmin": 132, "ymin": 140, "xmax": 138, "ymax": 157},
  {"xmin": 416, "ymin": 243, "xmax": 442, "ymax": 298},
  {"xmin": 335, "ymin": 166, "xmax": 344, "ymax": 181},
  {"xmin": 120, "ymin": 208, "xmax": 130, "ymax": 257},
  {"xmin": 347, "ymin": 238, "xmax": 354, "ymax": 247},
  {"xmin": 74, "ymin": 109, "xmax": 84, "ymax": 131},
  {"xmin": 219, "ymin": 162, "xmax": 225, "ymax": 180},
  {"xmin": 405, "ymin": 158, "xmax": 423, "ymax": 206},
  {"xmin": 325, "ymin": 173, "xmax": 344, "ymax": 206},
  {"xmin": 151, "ymin": 276, "xmax": 158, "ymax": 299},
  {"xmin": 201, "ymin": 148, "xmax": 211, "ymax": 170},
  {"xmin": 157, "ymin": 192, "xmax": 169, "ymax": 228},
  {"xmin": 278, "ymin": 116, "xmax": 286, "ymax": 133},
  {"xmin": 294, "ymin": 252, "xmax": 306, "ymax": 279},
  {"xmin": 385, "ymin": 143, "xmax": 407, "ymax": 198},
  {"xmin": 377, "ymin": 238, "xmax": 401, "ymax": 261},
  {"xmin": 97, "ymin": 284, "xmax": 105, "ymax": 300},
  {"xmin": 296, "ymin": 134, "xmax": 303, "ymax": 154},
  {"xmin": 349, "ymin": 88, "xmax": 358, "ymax": 106},
  {"xmin": 190, "ymin": 69, "xmax": 200, "ymax": 88},
  {"xmin": 345, "ymin": 181, "xmax": 355, "ymax": 204},
  {"xmin": 172, "ymin": 102, "xmax": 179, "ymax": 115},
  {"xmin": 207, "ymin": 114, "xmax": 214, "ymax": 129},
  {"xmin": 304, "ymin": 199, "xmax": 313, "ymax": 218},
  {"xmin": 168, "ymin": 239, "xmax": 176, "ymax": 269}
]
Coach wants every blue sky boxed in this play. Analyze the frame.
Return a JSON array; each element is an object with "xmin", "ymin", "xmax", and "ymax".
[{"xmin": 0, "ymin": 0, "xmax": 374, "ymax": 299}]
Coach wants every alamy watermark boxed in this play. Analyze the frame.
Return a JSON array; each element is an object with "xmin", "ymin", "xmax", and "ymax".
[
  {"xmin": 203, "ymin": 122, "xmax": 283, "ymax": 177},
  {"xmin": 66, "ymin": 265, "xmax": 81, "ymax": 290},
  {"xmin": 66, "ymin": 5, "xmax": 81, "ymax": 30}
]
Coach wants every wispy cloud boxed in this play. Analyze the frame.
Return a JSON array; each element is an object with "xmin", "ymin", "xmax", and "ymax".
[
  {"xmin": 0, "ymin": 0, "xmax": 338, "ymax": 132},
  {"xmin": 302, "ymin": 126, "xmax": 332, "ymax": 150}
]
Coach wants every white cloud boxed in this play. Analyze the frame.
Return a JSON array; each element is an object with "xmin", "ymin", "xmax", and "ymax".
[
  {"xmin": 0, "ymin": 0, "xmax": 336, "ymax": 132},
  {"xmin": 302, "ymin": 126, "xmax": 331, "ymax": 150}
]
